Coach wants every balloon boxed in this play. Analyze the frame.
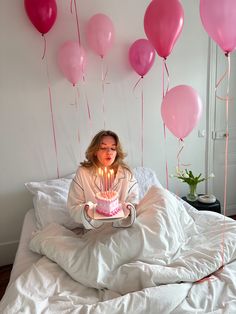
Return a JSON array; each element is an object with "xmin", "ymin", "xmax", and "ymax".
[
  {"xmin": 144, "ymin": 0, "xmax": 184, "ymax": 59},
  {"xmin": 24, "ymin": 0, "xmax": 57, "ymax": 35},
  {"xmin": 57, "ymin": 41, "xmax": 87, "ymax": 86},
  {"xmin": 161, "ymin": 85, "xmax": 203, "ymax": 139},
  {"xmin": 86, "ymin": 13, "xmax": 115, "ymax": 58},
  {"xmin": 200, "ymin": 0, "xmax": 236, "ymax": 54},
  {"xmin": 129, "ymin": 39, "xmax": 156, "ymax": 77}
]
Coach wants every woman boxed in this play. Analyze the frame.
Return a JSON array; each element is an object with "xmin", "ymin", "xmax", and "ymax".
[{"xmin": 67, "ymin": 130, "xmax": 139, "ymax": 229}]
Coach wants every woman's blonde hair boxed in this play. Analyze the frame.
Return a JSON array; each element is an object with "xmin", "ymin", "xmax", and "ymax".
[{"xmin": 80, "ymin": 130, "xmax": 131, "ymax": 173}]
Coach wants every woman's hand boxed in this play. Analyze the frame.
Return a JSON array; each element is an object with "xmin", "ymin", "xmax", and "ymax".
[
  {"xmin": 84, "ymin": 203, "xmax": 94, "ymax": 219},
  {"xmin": 126, "ymin": 204, "xmax": 132, "ymax": 216}
]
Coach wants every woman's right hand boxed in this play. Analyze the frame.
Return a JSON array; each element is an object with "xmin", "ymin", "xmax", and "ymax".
[{"xmin": 84, "ymin": 203, "xmax": 94, "ymax": 219}]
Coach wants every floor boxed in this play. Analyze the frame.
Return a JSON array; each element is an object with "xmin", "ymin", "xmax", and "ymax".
[
  {"xmin": 0, "ymin": 264, "xmax": 12, "ymax": 301},
  {"xmin": 0, "ymin": 215, "xmax": 236, "ymax": 301}
]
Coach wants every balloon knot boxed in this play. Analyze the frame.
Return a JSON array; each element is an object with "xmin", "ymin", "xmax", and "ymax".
[
  {"xmin": 180, "ymin": 138, "xmax": 184, "ymax": 142},
  {"xmin": 141, "ymin": 76, "xmax": 144, "ymax": 79},
  {"xmin": 225, "ymin": 52, "xmax": 229, "ymax": 57}
]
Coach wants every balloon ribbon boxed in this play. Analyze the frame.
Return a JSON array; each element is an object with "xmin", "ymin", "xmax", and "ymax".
[
  {"xmin": 162, "ymin": 58, "xmax": 170, "ymax": 189},
  {"xmin": 132, "ymin": 77, "xmax": 144, "ymax": 167},
  {"xmin": 45, "ymin": 52, "xmax": 60, "ymax": 178},
  {"xmin": 220, "ymin": 53, "xmax": 231, "ymax": 268},
  {"xmin": 101, "ymin": 57, "xmax": 109, "ymax": 128}
]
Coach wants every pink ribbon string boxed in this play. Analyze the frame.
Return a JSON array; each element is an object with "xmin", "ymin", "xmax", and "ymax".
[
  {"xmin": 75, "ymin": 85, "xmax": 81, "ymax": 143},
  {"xmin": 141, "ymin": 79, "xmax": 144, "ymax": 167},
  {"xmin": 162, "ymin": 58, "xmax": 170, "ymax": 189},
  {"xmin": 70, "ymin": 0, "xmax": 73, "ymax": 14},
  {"xmin": 41, "ymin": 34, "xmax": 47, "ymax": 60},
  {"xmin": 83, "ymin": 75, "xmax": 93, "ymax": 137},
  {"xmin": 75, "ymin": 85, "xmax": 82, "ymax": 161},
  {"xmin": 45, "ymin": 52, "xmax": 60, "ymax": 178},
  {"xmin": 215, "ymin": 58, "xmax": 233, "ymax": 101},
  {"xmin": 73, "ymin": 0, "xmax": 81, "ymax": 45},
  {"xmin": 163, "ymin": 123, "xmax": 169, "ymax": 189},
  {"xmin": 220, "ymin": 53, "xmax": 231, "ymax": 268},
  {"xmin": 101, "ymin": 57, "xmax": 109, "ymax": 129},
  {"xmin": 70, "ymin": 0, "xmax": 81, "ymax": 45},
  {"xmin": 132, "ymin": 76, "xmax": 143, "ymax": 93},
  {"xmin": 176, "ymin": 139, "xmax": 184, "ymax": 172},
  {"xmin": 132, "ymin": 76, "xmax": 144, "ymax": 167}
]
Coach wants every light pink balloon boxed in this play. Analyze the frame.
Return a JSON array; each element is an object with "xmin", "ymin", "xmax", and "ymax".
[
  {"xmin": 57, "ymin": 41, "xmax": 87, "ymax": 86},
  {"xmin": 144, "ymin": 0, "xmax": 184, "ymax": 59},
  {"xmin": 86, "ymin": 13, "xmax": 115, "ymax": 58},
  {"xmin": 161, "ymin": 85, "xmax": 203, "ymax": 140},
  {"xmin": 200, "ymin": 0, "xmax": 236, "ymax": 54},
  {"xmin": 129, "ymin": 39, "xmax": 156, "ymax": 77}
]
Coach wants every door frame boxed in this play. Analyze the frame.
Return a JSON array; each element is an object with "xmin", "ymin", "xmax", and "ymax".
[{"xmin": 205, "ymin": 39, "xmax": 217, "ymax": 196}]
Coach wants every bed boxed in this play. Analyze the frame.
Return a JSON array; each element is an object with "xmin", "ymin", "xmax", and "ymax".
[{"xmin": 1, "ymin": 166, "xmax": 236, "ymax": 313}]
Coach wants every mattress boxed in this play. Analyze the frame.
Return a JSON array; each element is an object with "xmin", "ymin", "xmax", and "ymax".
[{"xmin": 8, "ymin": 209, "xmax": 40, "ymax": 286}]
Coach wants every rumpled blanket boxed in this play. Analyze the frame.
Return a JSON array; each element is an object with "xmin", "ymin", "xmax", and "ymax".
[
  {"xmin": 1, "ymin": 186, "xmax": 236, "ymax": 314},
  {"xmin": 29, "ymin": 186, "xmax": 236, "ymax": 294}
]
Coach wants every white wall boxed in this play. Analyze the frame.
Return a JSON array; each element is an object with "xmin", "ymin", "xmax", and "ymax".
[{"xmin": 0, "ymin": 0, "xmax": 209, "ymax": 265}]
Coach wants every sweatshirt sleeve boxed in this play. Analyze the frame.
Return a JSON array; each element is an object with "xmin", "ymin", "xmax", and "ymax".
[{"xmin": 67, "ymin": 168, "xmax": 103, "ymax": 229}]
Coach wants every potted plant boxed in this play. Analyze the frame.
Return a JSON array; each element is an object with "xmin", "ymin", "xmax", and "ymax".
[{"xmin": 173, "ymin": 169, "xmax": 215, "ymax": 202}]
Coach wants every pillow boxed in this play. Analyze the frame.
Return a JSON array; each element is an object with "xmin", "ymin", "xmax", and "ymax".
[
  {"xmin": 25, "ymin": 174, "xmax": 79, "ymax": 230},
  {"xmin": 133, "ymin": 166, "xmax": 163, "ymax": 199},
  {"xmin": 25, "ymin": 167, "xmax": 162, "ymax": 230}
]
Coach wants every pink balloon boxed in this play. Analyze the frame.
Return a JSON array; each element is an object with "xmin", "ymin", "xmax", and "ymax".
[
  {"xmin": 161, "ymin": 85, "xmax": 203, "ymax": 139},
  {"xmin": 200, "ymin": 0, "xmax": 236, "ymax": 54},
  {"xmin": 144, "ymin": 0, "xmax": 184, "ymax": 59},
  {"xmin": 129, "ymin": 39, "xmax": 156, "ymax": 77},
  {"xmin": 24, "ymin": 0, "xmax": 57, "ymax": 35},
  {"xmin": 86, "ymin": 14, "xmax": 115, "ymax": 58},
  {"xmin": 57, "ymin": 41, "xmax": 87, "ymax": 86}
]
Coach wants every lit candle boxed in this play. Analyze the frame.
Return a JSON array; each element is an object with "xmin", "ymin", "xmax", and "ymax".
[
  {"xmin": 110, "ymin": 169, "xmax": 114, "ymax": 190},
  {"xmin": 107, "ymin": 171, "xmax": 111, "ymax": 194},
  {"xmin": 104, "ymin": 167, "xmax": 107, "ymax": 193}
]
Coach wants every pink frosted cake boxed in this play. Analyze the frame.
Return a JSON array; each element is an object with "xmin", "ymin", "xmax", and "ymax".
[{"xmin": 95, "ymin": 191, "xmax": 121, "ymax": 216}]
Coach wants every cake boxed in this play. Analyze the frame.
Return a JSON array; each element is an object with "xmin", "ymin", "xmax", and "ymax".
[{"xmin": 95, "ymin": 191, "xmax": 121, "ymax": 216}]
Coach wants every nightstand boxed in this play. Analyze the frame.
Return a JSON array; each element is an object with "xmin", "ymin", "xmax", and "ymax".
[{"xmin": 182, "ymin": 195, "xmax": 221, "ymax": 214}]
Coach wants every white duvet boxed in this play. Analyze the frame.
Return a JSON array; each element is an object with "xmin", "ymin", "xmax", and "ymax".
[{"xmin": 1, "ymin": 187, "xmax": 236, "ymax": 313}]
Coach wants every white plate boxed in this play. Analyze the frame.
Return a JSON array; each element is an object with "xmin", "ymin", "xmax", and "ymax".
[
  {"xmin": 87, "ymin": 204, "xmax": 130, "ymax": 222},
  {"xmin": 198, "ymin": 194, "xmax": 216, "ymax": 204}
]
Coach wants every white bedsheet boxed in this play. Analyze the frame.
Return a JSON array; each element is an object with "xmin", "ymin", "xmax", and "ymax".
[
  {"xmin": 8, "ymin": 209, "xmax": 40, "ymax": 286},
  {"xmin": 1, "ymin": 187, "xmax": 236, "ymax": 313}
]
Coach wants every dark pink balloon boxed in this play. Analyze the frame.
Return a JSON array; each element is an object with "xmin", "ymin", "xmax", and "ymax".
[
  {"xmin": 161, "ymin": 85, "xmax": 203, "ymax": 140},
  {"xmin": 144, "ymin": 0, "xmax": 184, "ymax": 59},
  {"xmin": 24, "ymin": 0, "xmax": 57, "ymax": 35},
  {"xmin": 200, "ymin": 0, "xmax": 236, "ymax": 54},
  {"xmin": 129, "ymin": 39, "xmax": 156, "ymax": 77}
]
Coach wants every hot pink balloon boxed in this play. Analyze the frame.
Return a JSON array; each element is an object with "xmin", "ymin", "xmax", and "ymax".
[
  {"xmin": 24, "ymin": 0, "xmax": 57, "ymax": 35},
  {"xmin": 129, "ymin": 39, "xmax": 156, "ymax": 77},
  {"xmin": 161, "ymin": 85, "xmax": 203, "ymax": 140},
  {"xmin": 144, "ymin": 0, "xmax": 184, "ymax": 59},
  {"xmin": 86, "ymin": 13, "xmax": 115, "ymax": 58},
  {"xmin": 200, "ymin": 0, "xmax": 236, "ymax": 54},
  {"xmin": 57, "ymin": 41, "xmax": 87, "ymax": 86}
]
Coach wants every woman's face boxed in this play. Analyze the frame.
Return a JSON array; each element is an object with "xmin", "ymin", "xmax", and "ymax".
[{"xmin": 96, "ymin": 135, "xmax": 117, "ymax": 167}]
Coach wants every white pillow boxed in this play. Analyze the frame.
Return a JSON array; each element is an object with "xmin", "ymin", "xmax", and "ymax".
[
  {"xmin": 25, "ymin": 175, "xmax": 79, "ymax": 230},
  {"xmin": 133, "ymin": 166, "xmax": 163, "ymax": 199},
  {"xmin": 25, "ymin": 168, "xmax": 162, "ymax": 230}
]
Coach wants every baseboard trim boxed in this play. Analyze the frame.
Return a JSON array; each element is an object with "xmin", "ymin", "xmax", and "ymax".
[{"xmin": 0, "ymin": 241, "xmax": 19, "ymax": 267}]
